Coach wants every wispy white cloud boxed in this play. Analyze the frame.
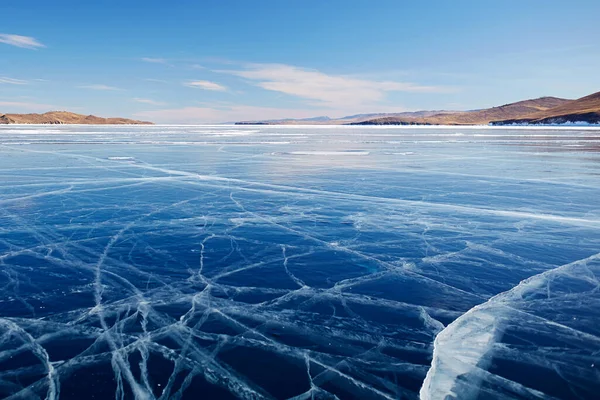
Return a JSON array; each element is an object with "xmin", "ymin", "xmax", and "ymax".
[
  {"xmin": 141, "ymin": 57, "xmax": 173, "ymax": 66},
  {"xmin": 0, "ymin": 77, "xmax": 29, "ymax": 85},
  {"xmin": 133, "ymin": 98, "xmax": 166, "ymax": 106},
  {"xmin": 184, "ymin": 80, "xmax": 227, "ymax": 91},
  {"xmin": 218, "ymin": 63, "xmax": 454, "ymax": 108},
  {"xmin": 135, "ymin": 105, "xmax": 322, "ymax": 124},
  {"xmin": 78, "ymin": 84, "xmax": 122, "ymax": 91},
  {"xmin": 0, "ymin": 34, "xmax": 45, "ymax": 49}
]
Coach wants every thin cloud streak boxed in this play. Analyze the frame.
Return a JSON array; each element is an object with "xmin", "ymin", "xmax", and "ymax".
[
  {"xmin": 133, "ymin": 98, "xmax": 166, "ymax": 106},
  {"xmin": 0, "ymin": 77, "xmax": 29, "ymax": 85},
  {"xmin": 141, "ymin": 57, "xmax": 168, "ymax": 63},
  {"xmin": 184, "ymin": 80, "xmax": 227, "ymax": 91},
  {"xmin": 0, "ymin": 34, "xmax": 45, "ymax": 49},
  {"xmin": 141, "ymin": 57, "xmax": 174, "ymax": 67},
  {"xmin": 78, "ymin": 84, "xmax": 122, "ymax": 91}
]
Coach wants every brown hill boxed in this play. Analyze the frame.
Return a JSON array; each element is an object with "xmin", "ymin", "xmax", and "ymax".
[
  {"xmin": 0, "ymin": 111, "xmax": 152, "ymax": 125},
  {"xmin": 355, "ymin": 97, "xmax": 570, "ymax": 126},
  {"xmin": 235, "ymin": 110, "xmax": 457, "ymax": 125},
  {"xmin": 492, "ymin": 91, "xmax": 600, "ymax": 125}
]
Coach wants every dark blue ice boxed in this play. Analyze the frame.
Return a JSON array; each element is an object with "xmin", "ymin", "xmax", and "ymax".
[{"xmin": 0, "ymin": 125, "xmax": 599, "ymax": 400}]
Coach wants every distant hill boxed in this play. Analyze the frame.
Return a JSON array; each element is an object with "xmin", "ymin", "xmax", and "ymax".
[
  {"xmin": 237, "ymin": 116, "xmax": 332, "ymax": 125},
  {"xmin": 492, "ymin": 91, "xmax": 600, "ymax": 125},
  {"xmin": 232, "ymin": 93, "xmax": 600, "ymax": 126},
  {"xmin": 236, "ymin": 110, "xmax": 456, "ymax": 125},
  {"xmin": 234, "ymin": 95, "xmax": 585, "ymax": 126},
  {"xmin": 354, "ymin": 97, "xmax": 571, "ymax": 126},
  {"xmin": 0, "ymin": 111, "xmax": 152, "ymax": 125}
]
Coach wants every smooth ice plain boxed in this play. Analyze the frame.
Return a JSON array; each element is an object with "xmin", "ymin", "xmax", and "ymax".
[{"xmin": 0, "ymin": 125, "xmax": 599, "ymax": 400}]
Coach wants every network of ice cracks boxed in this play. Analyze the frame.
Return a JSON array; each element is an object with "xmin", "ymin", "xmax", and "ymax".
[{"xmin": 0, "ymin": 125, "xmax": 599, "ymax": 400}]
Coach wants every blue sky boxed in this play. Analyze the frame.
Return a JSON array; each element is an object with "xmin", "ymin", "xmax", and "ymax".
[{"xmin": 1, "ymin": 0, "xmax": 600, "ymax": 123}]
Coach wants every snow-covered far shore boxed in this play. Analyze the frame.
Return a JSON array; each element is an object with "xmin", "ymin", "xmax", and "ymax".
[{"xmin": 491, "ymin": 121, "xmax": 600, "ymax": 127}]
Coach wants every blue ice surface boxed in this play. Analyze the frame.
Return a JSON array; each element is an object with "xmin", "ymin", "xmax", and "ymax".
[{"xmin": 0, "ymin": 125, "xmax": 599, "ymax": 400}]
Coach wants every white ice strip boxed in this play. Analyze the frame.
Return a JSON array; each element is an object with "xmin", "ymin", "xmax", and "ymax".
[
  {"xmin": 420, "ymin": 251, "xmax": 600, "ymax": 400},
  {"xmin": 107, "ymin": 156, "xmax": 135, "ymax": 161}
]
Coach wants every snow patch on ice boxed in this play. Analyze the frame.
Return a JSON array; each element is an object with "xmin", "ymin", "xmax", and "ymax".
[{"xmin": 288, "ymin": 151, "xmax": 370, "ymax": 156}]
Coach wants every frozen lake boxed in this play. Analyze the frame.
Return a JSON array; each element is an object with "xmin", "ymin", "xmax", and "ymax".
[{"xmin": 0, "ymin": 125, "xmax": 599, "ymax": 400}]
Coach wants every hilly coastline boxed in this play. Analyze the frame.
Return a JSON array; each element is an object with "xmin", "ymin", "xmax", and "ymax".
[
  {"xmin": 235, "ymin": 110, "xmax": 457, "ymax": 125},
  {"xmin": 236, "ymin": 90, "xmax": 600, "ymax": 126},
  {"xmin": 356, "ymin": 97, "xmax": 570, "ymax": 125},
  {"xmin": 0, "ymin": 111, "xmax": 152, "ymax": 125},
  {"xmin": 2, "ymin": 91, "xmax": 600, "ymax": 126},
  {"xmin": 491, "ymin": 91, "xmax": 600, "ymax": 125}
]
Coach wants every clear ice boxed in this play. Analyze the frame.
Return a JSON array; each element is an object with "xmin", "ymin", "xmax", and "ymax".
[{"xmin": 0, "ymin": 125, "xmax": 599, "ymax": 399}]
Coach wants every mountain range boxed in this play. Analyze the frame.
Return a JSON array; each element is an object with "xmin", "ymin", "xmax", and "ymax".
[
  {"xmin": 2, "ymin": 91, "xmax": 600, "ymax": 126},
  {"xmin": 235, "ymin": 110, "xmax": 458, "ymax": 125},
  {"xmin": 236, "ymin": 90, "xmax": 600, "ymax": 126}
]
